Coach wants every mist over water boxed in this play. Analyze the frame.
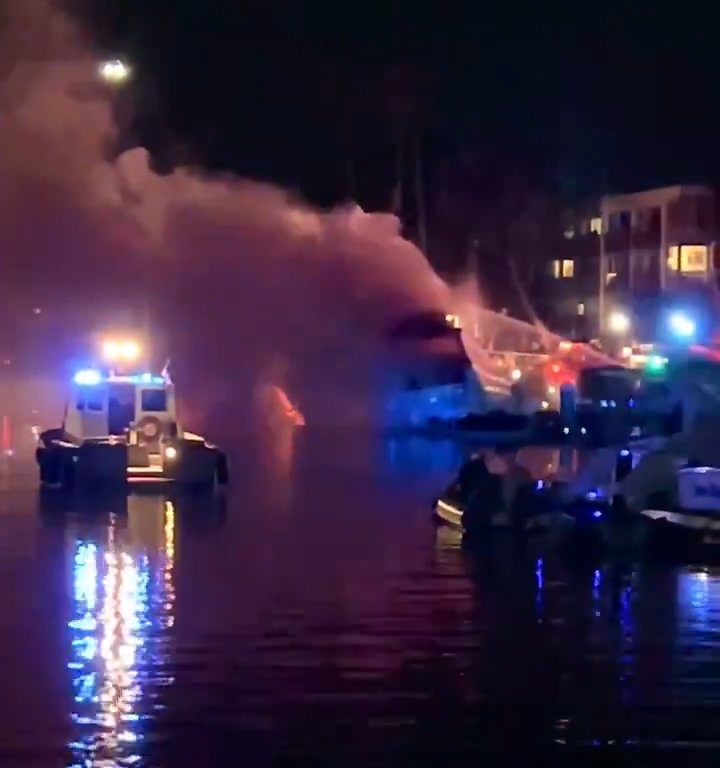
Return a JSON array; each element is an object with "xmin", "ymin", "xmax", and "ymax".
[{"xmin": 0, "ymin": 1, "xmax": 455, "ymax": 431}]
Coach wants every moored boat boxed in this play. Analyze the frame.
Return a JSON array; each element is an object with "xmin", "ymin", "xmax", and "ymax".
[
  {"xmin": 36, "ymin": 346, "xmax": 228, "ymax": 491},
  {"xmin": 433, "ymin": 452, "xmax": 574, "ymax": 538}
]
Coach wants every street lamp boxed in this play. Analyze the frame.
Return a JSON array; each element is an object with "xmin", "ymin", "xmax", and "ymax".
[{"xmin": 98, "ymin": 58, "xmax": 131, "ymax": 85}]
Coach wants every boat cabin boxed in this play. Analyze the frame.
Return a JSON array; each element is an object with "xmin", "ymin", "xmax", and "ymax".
[{"xmin": 65, "ymin": 370, "xmax": 178, "ymax": 449}]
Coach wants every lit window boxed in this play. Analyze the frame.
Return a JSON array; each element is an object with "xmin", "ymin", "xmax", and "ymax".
[
  {"xmin": 590, "ymin": 217, "xmax": 603, "ymax": 235},
  {"xmin": 606, "ymin": 272, "xmax": 617, "ymax": 285},
  {"xmin": 667, "ymin": 246, "xmax": 679, "ymax": 271},
  {"xmin": 561, "ymin": 259, "xmax": 574, "ymax": 278},
  {"xmin": 577, "ymin": 302, "xmax": 585, "ymax": 316},
  {"xmin": 680, "ymin": 245, "xmax": 707, "ymax": 273},
  {"xmin": 550, "ymin": 260, "xmax": 561, "ymax": 278}
]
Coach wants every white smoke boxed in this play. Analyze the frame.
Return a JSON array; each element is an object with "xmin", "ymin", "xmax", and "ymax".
[{"xmin": 0, "ymin": 1, "xmax": 452, "ymax": 430}]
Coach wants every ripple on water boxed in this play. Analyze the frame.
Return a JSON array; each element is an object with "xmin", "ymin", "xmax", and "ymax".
[{"xmin": 1, "ymin": 441, "xmax": 720, "ymax": 765}]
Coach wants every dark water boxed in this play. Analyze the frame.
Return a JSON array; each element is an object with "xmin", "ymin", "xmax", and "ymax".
[{"xmin": 1, "ymin": 429, "xmax": 720, "ymax": 767}]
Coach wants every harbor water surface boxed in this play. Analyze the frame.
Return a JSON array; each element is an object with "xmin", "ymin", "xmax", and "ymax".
[{"xmin": 1, "ymin": 428, "xmax": 719, "ymax": 766}]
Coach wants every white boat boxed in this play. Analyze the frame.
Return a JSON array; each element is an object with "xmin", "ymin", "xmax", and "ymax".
[
  {"xmin": 37, "ymin": 366, "xmax": 227, "ymax": 491},
  {"xmin": 638, "ymin": 467, "xmax": 720, "ymax": 548}
]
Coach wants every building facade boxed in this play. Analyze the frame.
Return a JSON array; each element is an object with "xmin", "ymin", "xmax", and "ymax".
[{"xmin": 542, "ymin": 185, "xmax": 719, "ymax": 338}]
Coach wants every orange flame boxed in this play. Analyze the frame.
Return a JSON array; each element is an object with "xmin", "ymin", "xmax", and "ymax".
[{"xmin": 271, "ymin": 385, "xmax": 306, "ymax": 426}]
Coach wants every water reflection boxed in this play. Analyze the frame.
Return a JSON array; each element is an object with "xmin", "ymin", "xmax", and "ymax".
[
  {"xmin": 9, "ymin": 430, "xmax": 720, "ymax": 764},
  {"xmin": 384, "ymin": 436, "xmax": 466, "ymax": 473},
  {"xmin": 66, "ymin": 498, "xmax": 176, "ymax": 767},
  {"xmin": 677, "ymin": 568, "xmax": 720, "ymax": 637},
  {"xmin": 535, "ymin": 557, "xmax": 544, "ymax": 620}
]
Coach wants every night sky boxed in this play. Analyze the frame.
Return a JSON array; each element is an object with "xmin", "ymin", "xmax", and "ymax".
[{"xmin": 81, "ymin": 1, "xmax": 719, "ymax": 210}]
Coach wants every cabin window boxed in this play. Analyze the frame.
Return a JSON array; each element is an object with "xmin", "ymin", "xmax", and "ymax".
[
  {"xmin": 141, "ymin": 389, "xmax": 167, "ymax": 412},
  {"xmin": 77, "ymin": 394, "xmax": 104, "ymax": 412}
]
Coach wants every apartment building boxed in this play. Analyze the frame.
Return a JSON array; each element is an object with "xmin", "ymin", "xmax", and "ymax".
[{"xmin": 542, "ymin": 185, "xmax": 718, "ymax": 337}]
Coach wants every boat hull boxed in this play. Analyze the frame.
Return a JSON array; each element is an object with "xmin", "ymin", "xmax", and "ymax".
[
  {"xmin": 640, "ymin": 508, "xmax": 720, "ymax": 555},
  {"xmin": 434, "ymin": 496, "xmax": 571, "ymax": 535},
  {"xmin": 37, "ymin": 436, "xmax": 228, "ymax": 492}
]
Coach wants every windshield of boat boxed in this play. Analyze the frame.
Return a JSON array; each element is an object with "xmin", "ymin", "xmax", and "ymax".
[
  {"xmin": 76, "ymin": 389, "xmax": 104, "ymax": 412},
  {"xmin": 141, "ymin": 388, "xmax": 167, "ymax": 412}
]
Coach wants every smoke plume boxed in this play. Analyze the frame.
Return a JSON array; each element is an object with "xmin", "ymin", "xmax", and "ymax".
[{"xmin": 0, "ymin": 1, "xmax": 451, "ymax": 429}]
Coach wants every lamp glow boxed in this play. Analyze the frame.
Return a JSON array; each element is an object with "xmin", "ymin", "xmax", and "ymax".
[
  {"xmin": 102, "ymin": 338, "xmax": 142, "ymax": 362},
  {"xmin": 102, "ymin": 340, "xmax": 120, "ymax": 360},
  {"xmin": 607, "ymin": 310, "xmax": 630, "ymax": 334},
  {"xmin": 99, "ymin": 59, "xmax": 131, "ymax": 84},
  {"xmin": 121, "ymin": 341, "xmax": 140, "ymax": 361},
  {"xmin": 164, "ymin": 446, "xmax": 177, "ymax": 460}
]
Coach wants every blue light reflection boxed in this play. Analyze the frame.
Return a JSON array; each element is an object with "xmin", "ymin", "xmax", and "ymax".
[
  {"xmin": 67, "ymin": 501, "xmax": 176, "ymax": 766},
  {"xmin": 535, "ymin": 558, "xmax": 544, "ymax": 620}
]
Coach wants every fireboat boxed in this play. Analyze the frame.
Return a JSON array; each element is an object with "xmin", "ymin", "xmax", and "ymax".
[{"xmin": 36, "ymin": 338, "xmax": 228, "ymax": 491}]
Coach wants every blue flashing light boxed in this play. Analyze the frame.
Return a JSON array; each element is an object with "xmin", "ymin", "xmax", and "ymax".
[
  {"xmin": 586, "ymin": 489, "xmax": 600, "ymax": 501},
  {"xmin": 536, "ymin": 480, "xmax": 545, "ymax": 491},
  {"xmin": 620, "ymin": 449, "xmax": 630, "ymax": 457},
  {"xmin": 592, "ymin": 510, "xmax": 603, "ymax": 519},
  {"xmin": 669, "ymin": 311, "xmax": 696, "ymax": 340},
  {"xmin": 105, "ymin": 372, "xmax": 166, "ymax": 385},
  {"xmin": 73, "ymin": 369, "xmax": 102, "ymax": 386},
  {"xmin": 131, "ymin": 373, "xmax": 164, "ymax": 385}
]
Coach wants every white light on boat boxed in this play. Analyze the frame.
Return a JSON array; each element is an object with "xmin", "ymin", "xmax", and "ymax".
[
  {"xmin": 164, "ymin": 446, "xmax": 178, "ymax": 460},
  {"xmin": 103, "ymin": 340, "xmax": 120, "ymax": 359},
  {"xmin": 103, "ymin": 338, "xmax": 142, "ymax": 362},
  {"xmin": 122, "ymin": 341, "xmax": 140, "ymax": 360},
  {"xmin": 511, "ymin": 368, "xmax": 522, "ymax": 381}
]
